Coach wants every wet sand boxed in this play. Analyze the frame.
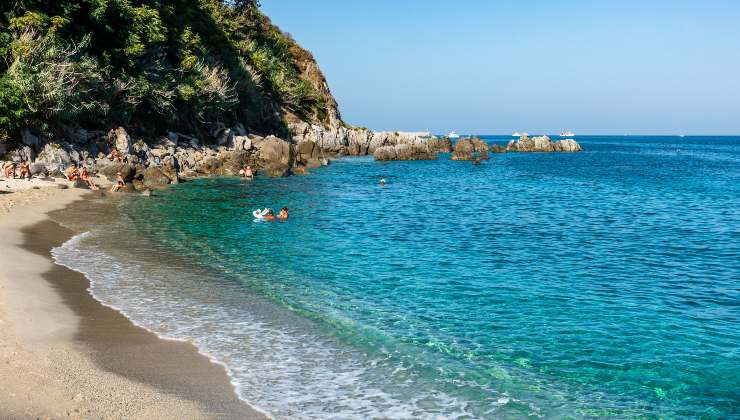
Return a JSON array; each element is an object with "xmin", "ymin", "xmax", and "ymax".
[{"xmin": 0, "ymin": 187, "xmax": 266, "ymax": 419}]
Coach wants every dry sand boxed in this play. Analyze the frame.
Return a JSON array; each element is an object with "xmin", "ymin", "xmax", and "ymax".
[{"xmin": 0, "ymin": 185, "xmax": 266, "ymax": 419}]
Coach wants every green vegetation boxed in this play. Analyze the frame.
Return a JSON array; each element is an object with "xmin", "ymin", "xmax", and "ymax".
[{"xmin": 0, "ymin": 0, "xmax": 334, "ymax": 143}]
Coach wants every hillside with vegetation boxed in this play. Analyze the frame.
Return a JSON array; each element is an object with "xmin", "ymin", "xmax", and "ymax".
[{"xmin": 0, "ymin": 0, "xmax": 341, "ymax": 146}]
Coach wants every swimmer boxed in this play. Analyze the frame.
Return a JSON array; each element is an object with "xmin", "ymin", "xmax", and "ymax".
[
  {"xmin": 278, "ymin": 207, "xmax": 289, "ymax": 220},
  {"xmin": 380, "ymin": 178, "xmax": 386, "ymax": 187},
  {"xmin": 263, "ymin": 209, "xmax": 276, "ymax": 221}
]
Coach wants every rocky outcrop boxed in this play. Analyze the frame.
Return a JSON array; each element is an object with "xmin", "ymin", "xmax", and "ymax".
[
  {"xmin": 507, "ymin": 136, "xmax": 582, "ymax": 152},
  {"xmin": 452, "ymin": 137, "xmax": 490, "ymax": 161},
  {"xmin": 109, "ymin": 127, "xmax": 132, "ymax": 154},
  {"xmin": 373, "ymin": 143, "xmax": 438, "ymax": 161}
]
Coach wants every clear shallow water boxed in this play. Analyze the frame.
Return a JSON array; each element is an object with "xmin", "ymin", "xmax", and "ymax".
[{"xmin": 53, "ymin": 136, "xmax": 740, "ymax": 418}]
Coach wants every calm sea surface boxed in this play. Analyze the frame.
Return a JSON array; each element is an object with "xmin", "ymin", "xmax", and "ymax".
[{"xmin": 54, "ymin": 136, "xmax": 740, "ymax": 418}]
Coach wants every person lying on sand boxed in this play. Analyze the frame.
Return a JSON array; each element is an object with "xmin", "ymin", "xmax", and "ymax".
[
  {"xmin": 66, "ymin": 164, "xmax": 80, "ymax": 181},
  {"xmin": 109, "ymin": 172, "xmax": 125, "ymax": 192},
  {"xmin": 80, "ymin": 167, "xmax": 99, "ymax": 190},
  {"xmin": 3, "ymin": 162, "xmax": 16, "ymax": 179},
  {"xmin": 278, "ymin": 207, "xmax": 289, "ymax": 220},
  {"xmin": 18, "ymin": 161, "xmax": 31, "ymax": 180}
]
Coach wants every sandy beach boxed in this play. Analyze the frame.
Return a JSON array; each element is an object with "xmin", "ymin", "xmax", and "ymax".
[{"xmin": 0, "ymin": 183, "xmax": 265, "ymax": 419}]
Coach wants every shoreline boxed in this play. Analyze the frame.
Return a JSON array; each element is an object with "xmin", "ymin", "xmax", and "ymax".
[{"xmin": 0, "ymin": 186, "xmax": 266, "ymax": 419}]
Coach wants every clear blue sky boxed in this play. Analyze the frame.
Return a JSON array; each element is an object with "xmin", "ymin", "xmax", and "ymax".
[{"xmin": 262, "ymin": 0, "xmax": 740, "ymax": 135}]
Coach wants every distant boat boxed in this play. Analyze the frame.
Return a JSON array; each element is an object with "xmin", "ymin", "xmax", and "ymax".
[
  {"xmin": 513, "ymin": 132, "xmax": 528, "ymax": 137},
  {"xmin": 447, "ymin": 131, "xmax": 460, "ymax": 139},
  {"xmin": 560, "ymin": 130, "xmax": 575, "ymax": 137}
]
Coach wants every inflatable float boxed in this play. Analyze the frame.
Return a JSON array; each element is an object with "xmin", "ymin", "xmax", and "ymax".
[{"xmin": 253, "ymin": 208, "xmax": 270, "ymax": 220}]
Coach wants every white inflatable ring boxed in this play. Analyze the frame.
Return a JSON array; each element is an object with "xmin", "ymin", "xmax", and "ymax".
[{"xmin": 252, "ymin": 208, "xmax": 270, "ymax": 219}]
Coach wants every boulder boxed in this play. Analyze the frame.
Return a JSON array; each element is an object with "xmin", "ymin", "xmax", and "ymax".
[
  {"xmin": 109, "ymin": 127, "xmax": 132, "ymax": 154},
  {"xmin": 491, "ymin": 144, "xmax": 507, "ymax": 153},
  {"xmin": 98, "ymin": 162, "xmax": 136, "ymax": 182},
  {"xmin": 506, "ymin": 135, "xmax": 582, "ymax": 152},
  {"xmin": 29, "ymin": 163, "xmax": 47, "ymax": 176},
  {"xmin": 295, "ymin": 140, "xmax": 323, "ymax": 167},
  {"xmin": 452, "ymin": 137, "xmax": 489, "ymax": 160},
  {"xmin": 71, "ymin": 179, "xmax": 89, "ymax": 189},
  {"xmin": 373, "ymin": 143, "xmax": 437, "ymax": 161},
  {"xmin": 373, "ymin": 146, "xmax": 397, "ymax": 161},
  {"xmin": 233, "ymin": 135, "xmax": 252, "ymax": 151},
  {"xmin": 142, "ymin": 166, "xmax": 172, "ymax": 188},
  {"xmin": 11, "ymin": 145, "xmax": 35, "ymax": 163},
  {"xmin": 262, "ymin": 164, "xmax": 290, "ymax": 177},
  {"xmin": 554, "ymin": 139, "xmax": 582, "ymax": 152},
  {"xmin": 427, "ymin": 137, "xmax": 453, "ymax": 153},
  {"xmin": 256, "ymin": 136, "xmax": 293, "ymax": 168}
]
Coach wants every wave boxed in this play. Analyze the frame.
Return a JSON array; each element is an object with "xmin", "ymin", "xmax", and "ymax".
[{"xmin": 51, "ymin": 231, "xmax": 483, "ymax": 419}]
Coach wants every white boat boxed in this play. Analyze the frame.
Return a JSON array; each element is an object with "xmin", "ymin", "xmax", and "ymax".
[
  {"xmin": 447, "ymin": 131, "xmax": 460, "ymax": 139},
  {"xmin": 560, "ymin": 130, "xmax": 575, "ymax": 137},
  {"xmin": 513, "ymin": 132, "xmax": 528, "ymax": 137}
]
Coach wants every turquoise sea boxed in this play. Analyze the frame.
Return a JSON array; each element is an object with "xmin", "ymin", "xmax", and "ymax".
[{"xmin": 54, "ymin": 136, "xmax": 740, "ymax": 418}]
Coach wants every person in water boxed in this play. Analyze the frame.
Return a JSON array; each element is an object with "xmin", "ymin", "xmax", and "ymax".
[
  {"xmin": 380, "ymin": 178, "xmax": 386, "ymax": 187},
  {"xmin": 262, "ymin": 209, "xmax": 276, "ymax": 221},
  {"xmin": 278, "ymin": 207, "xmax": 289, "ymax": 220},
  {"xmin": 244, "ymin": 165, "xmax": 254, "ymax": 178}
]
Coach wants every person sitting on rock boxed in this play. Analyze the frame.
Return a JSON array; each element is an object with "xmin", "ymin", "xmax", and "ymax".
[
  {"xmin": 110, "ymin": 172, "xmax": 125, "ymax": 192},
  {"xmin": 66, "ymin": 164, "xmax": 80, "ymax": 181},
  {"xmin": 18, "ymin": 161, "xmax": 31, "ymax": 180},
  {"xmin": 3, "ymin": 162, "xmax": 16, "ymax": 179},
  {"xmin": 110, "ymin": 147, "xmax": 123, "ymax": 162},
  {"xmin": 80, "ymin": 167, "xmax": 99, "ymax": 190},
  {"xmin": 278, "ymin": 207, "xmax": 289, "ymax": 220}
]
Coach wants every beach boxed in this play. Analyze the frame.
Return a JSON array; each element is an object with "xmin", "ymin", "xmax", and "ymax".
[{"xmin": 0, "ymin": 184, "xmax": 265, "ymax": 419}]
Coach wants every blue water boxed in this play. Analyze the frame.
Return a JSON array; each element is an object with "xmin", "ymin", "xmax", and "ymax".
[{"xmin": 54, "ymin": 136, "xmax": 740, "ymax": 418}]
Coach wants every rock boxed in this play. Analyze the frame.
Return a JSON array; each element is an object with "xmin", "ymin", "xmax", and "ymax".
[
  {"xmin": 373, "ymin": 146, "xmax": 397, "ymax": 161},
  {"xmin": 427, "ymin": 137, "xmax": 453, "ymax": 153},
  {"xmin": 373, "ymin": 143, "xmax": 437, "ymax": 161},
  {"xmin": 143, "ymin": 166, "xmax": 172, "ymax": 188},
  {"xmin": 263, "ymin": 164, "xmax": 290, "ymax": 177},
  {"xmin": 296, "ymin": 140, "xmax": 323, "ymax": 167},
  {"xmin": 506, "ymin": 135, "xmax": 582, "ymax": 153},
  {"xmin": 233, "ymin": 136, "xmax": 252, "ymax": 151},
  {"xmin": 61, "ymin": 125, "xmax": 89, "ymax": 145},
  {"xmin": 233, "ymin": 123, "xmax": 247, "ymax": 136},
  {"xmin": 21, "ymin": 128, "xmax": 40, "ymax": 149},
  {"xmin": 452, "ymin": 137, "xmax": 489, "ymax": 160},
  {"xmin": 71, "ymin": 179, "xmax": 89, "ymax": 189},
  {"xmin": 10, "ymin": 145, "xmax": 35, "ymax": 163},
  {"xmin": 29, "ymin": 163, "xmax": 47, "ymax": 176},
  {"xmin": 109, "ymin": 127, "xmax": 132, "ymax": 154},
  {"xmin": 98, "ymin": 162, "xmax": 136, "ymax": 182},
  {"xmin": 554, "ymin": 139, "xmax": 582, "ymax": 152},
  {"xmin": 491, "ymin": 144, "xmax": 507, "ymax": 153},
  {"xmin": 56, "ymin": 183, "xmax": 69, "ymax": 190},
  {"xmin": 256, "ymin": 136, "xmax": 293, "ymax": 169}
]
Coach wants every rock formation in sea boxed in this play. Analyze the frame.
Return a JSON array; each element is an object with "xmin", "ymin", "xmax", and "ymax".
[
  {"xmin": 506, "ymin": 136, "xmax": 582, "ymax": 152},
  {"xmin": 451, "ymin": 137, "xmax": 490, "ymax": 161}
]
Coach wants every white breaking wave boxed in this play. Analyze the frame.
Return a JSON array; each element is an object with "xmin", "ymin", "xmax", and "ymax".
[{"xmin": 51, "ymin": 232, "xmax": 488, "ymax": 419}]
